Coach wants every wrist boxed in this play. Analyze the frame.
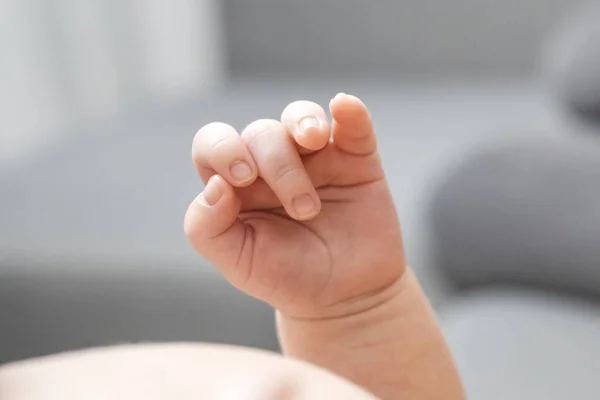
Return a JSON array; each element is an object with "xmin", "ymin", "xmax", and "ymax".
[
  {"xmin": 276, "ymin": 268, "xmax": 417, "ymax": 353},
  {"xmin": 276, "ymin": 268, "xmax": 465, "ymax": 400},
  {"xmin": 277, "ymin": 258, "xmax": 408, "ymax": 323}
]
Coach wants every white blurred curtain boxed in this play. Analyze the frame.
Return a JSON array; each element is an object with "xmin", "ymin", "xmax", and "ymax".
[{"xmin": 0, "ymin": 0, "xmax": 225, "ymax": 167}]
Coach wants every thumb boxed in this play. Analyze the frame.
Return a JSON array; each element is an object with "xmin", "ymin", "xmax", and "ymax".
[{"xmin": 184, "ymin": 175, "xmax": 247, "ymax": 276}]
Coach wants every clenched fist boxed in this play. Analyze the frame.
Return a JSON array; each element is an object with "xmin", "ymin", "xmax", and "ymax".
[{"xmin": 184, "ymin": 93, "xmax": 406, "ymax": 319}]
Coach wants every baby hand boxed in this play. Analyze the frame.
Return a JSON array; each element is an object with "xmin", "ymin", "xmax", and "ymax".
[{"xmin": 184, "ymin": 94, "xmax": 406, "ymax": 319}]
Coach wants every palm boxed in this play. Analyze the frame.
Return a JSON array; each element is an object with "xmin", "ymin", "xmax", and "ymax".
[
  {"xmin": 186, "ymin": 94, "xmax": 406, "ymax": 317},
  {"xmin": 234, "ymin": 147, "xmax": 405, "ymax": 315}
]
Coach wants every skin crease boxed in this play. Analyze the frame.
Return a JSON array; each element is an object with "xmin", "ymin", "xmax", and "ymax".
[
  {"xmin": 186, "ymin": 94, "xmax": 406, "ymax": 318},
  {"xmin": 0, "ymin": 94, "xmax": 465, "ymax": 400},
  {"xmin": 185, "ymin": 94, "xmax": 466, "ymax": 399}
]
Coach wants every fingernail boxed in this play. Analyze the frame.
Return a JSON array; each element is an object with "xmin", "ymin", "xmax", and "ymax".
[
  {"xmin": 297, "ymin": 117, "xmax": 320, "ymax": 136},
  {"xmin": 334, "ymin": 92, "xmax": 347, "ymax": 99},
  {"xmin": 199, "ymin": 175, "xmax": 224, "ymax": 206},
  {"xmin": 292, "ymin": 194, "xmax": 317, "ymax": 218},
  {"xmin": 230, "ymin": 161, "xmax": 254, "ymax": 183}
]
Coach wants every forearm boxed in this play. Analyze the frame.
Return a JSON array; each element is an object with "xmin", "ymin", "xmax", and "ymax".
[{"xmin": 276, "ymin": 268, "xmax": 465, "ymax": 400}]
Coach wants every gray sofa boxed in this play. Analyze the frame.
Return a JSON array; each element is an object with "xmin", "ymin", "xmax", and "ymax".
[{"xmin": 2, "ymin": 3, "xmax": 600, "ymax": 399}]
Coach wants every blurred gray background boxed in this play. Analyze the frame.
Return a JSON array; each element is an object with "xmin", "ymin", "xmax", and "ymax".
[
  {"xmin": 0, "ymin": 0, "xmax": 584, "ymax": 170},
  {"xmin": 2, "ymin": 1, "xmax": 600, "ymax": 400},
  {"xmin": 224, "ymin": 0, "xmax": 577, "ymax": 78}
]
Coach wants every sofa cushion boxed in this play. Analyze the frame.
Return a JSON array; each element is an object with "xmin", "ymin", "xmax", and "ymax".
[
  {"xmin": 543, "ymin": 4, "xmax": 600, "ymax": 126},
  {"xmin": 0, "ymin": 266, "xmax": 278, "ymax": 364},
  {"xmin": 431, "ymin": 136, "xmax": 600, "ymax": 296},
  {"xmin": 441, "ymin": 288, "xmax": 600, "ymax": 400}
]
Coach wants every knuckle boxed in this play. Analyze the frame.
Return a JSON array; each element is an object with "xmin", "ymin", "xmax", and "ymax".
[
  {"xmin": 281, "ymin": 101, "xmax": 322, "ymax": 121},
  {"xmin": 272, "ymin": 162, "xmax": 301, "ymax": 185},
  {"xmin": 206, "ymin": 138, "xmax": 238, "ymax": 166},
  {"xmin": 183, "ymin": 204, "xmax": 198, "ymax": 238},
  {"xmin": 191, "ymin": 140, "xmax": 203, "ymax": 163},
  {"xmin": 194, "ymin": 122, "xmax": 233, "ymax": 142},
  {"xmin": 192, "ymin": 122, "xmax": 238, "ymax": 163},
  {"xmin": 210, "ymin": 136, "xmax": 234, "ymax": 151},
  {"xmin": 241, "ymin": 119, "xmax": 283, "ymax": 144}
]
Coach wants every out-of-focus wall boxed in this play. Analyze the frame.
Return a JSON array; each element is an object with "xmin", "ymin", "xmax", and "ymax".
[
  {"xmin": 224, "ymin": 0, "xmax": 584, "ymax": 79},
  {"xmin": 0, "ymin": 0, "xmax": 225, "ymax": 169}
]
